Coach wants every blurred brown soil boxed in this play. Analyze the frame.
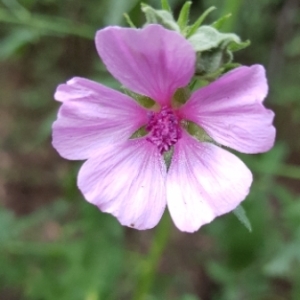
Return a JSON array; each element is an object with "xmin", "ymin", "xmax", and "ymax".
[{"xmin": 0, "ymin": 61, "xmax": 63, "ymax": 215}]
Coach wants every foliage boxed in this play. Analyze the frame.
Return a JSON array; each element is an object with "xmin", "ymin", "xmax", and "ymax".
[{"xmin": 0, "ymin": 0, "xmax": 300, "ymax": 299}]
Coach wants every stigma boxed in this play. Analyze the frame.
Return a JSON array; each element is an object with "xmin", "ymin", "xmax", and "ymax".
[{"xmin": 146, "ymin": 106, "xmax": 181, "ymax": 154}]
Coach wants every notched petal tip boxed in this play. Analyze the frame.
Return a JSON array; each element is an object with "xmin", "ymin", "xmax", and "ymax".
[
  {"xmin": 247, "ymin": 64, "xmax": 269, "ymax": 100},
  {"xmin": 95, "ymin": 24, "xmax": 196, "ymax": 106},
  {"xmin": 54, "ymin": 83, "xmax": 69, "ymax": 102},
  {"xmin": 180, "ymin": 64, "xmax": 275, "ymax": 154},
  {"xmin": 52, "ymin": 77, "xmax": 149, "ymax": 160},
  {"xmin": 167, "ymin": 133, "xmax": 253, "ymax": 233},
  {"xmin": 77, "ymin": 139, "xmax": 167, "ymax": 230},
  {"xmin": 54, "ymin": 77, "xmax": 95, "ymax": 102}
]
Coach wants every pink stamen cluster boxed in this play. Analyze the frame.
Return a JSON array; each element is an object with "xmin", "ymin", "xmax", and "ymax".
[{"xmin": 146, "ymin": 106, "xmax": 181, "ymax": 154}]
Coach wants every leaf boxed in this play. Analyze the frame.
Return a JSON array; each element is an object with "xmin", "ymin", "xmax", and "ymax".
[
  {"xmin": 228, "ymin": 39, "xmax": 251, "ymax": 52},
  {"xmin": 141, "ymin": 4, "xmax": 180, "ymax": 32},
  {"xmin": 123, "ymin": 13, "xmax": 136, "ymax": 28},
  {"xmin": 186, "ymin": 6, "xmax": 216, "ymax": 38},
  {"xmin": 233, "ymin": 205, "xmax": 252, "ymax": 232},
  {"xmin": 0, "ymin": 8, "xmax": 95, "ymax": 39},
  {"xmin": 188, "ymin": 25, "xmax": 241, "ymax": 52},
  {"xmin": 0, "ymin": 28, "xmax": 39, "ymax": 60},
  {"xmin": 195, "ymin": 48, "xmax": 232, "ymax": 76},
  {"xmin": 177, "ymin": 1, "xmax": 192, "ymax": 32},
  {"xmin": 211, "ymin": 13, "xmax": 232, "ymax": 30},
  {"xmin": 264, "ymin": 241, "xmax": 300, "ymax": 276},
  {"xmin": 103, "ymin": 0, "xmax": 140, "ymax": 25},
  {"xmin": 161, "ymin": 0, "xmax": 171, "ymax": 12},
  {"xmin": 0, "ymin": 208, "xmax": 15, "ymax": 243}
]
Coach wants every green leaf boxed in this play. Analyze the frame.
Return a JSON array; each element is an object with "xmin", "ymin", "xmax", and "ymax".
[
  {"xmin": 264, "ymin": 239, "xmax": 300, "ymax": 276},
  {"xmin": 0, "ymin": 208, "xmax": 15, "ymax": 243},
  {"xmin": 211, "ymin": 13, "xmax": 232, "ymax": 30},
  {"xmin": 233, "ymin": 205, "xmax": 252, "ymax": 232},
  {"xmin": 123, "ymin": 13, "xmax": 136, "ymax": 28},
  {"xmin": 188, "ymin": 25, "xmax": 240, "ymax": 52},
  {"xmin": 0, "ymin": 28, "xmax": 39, "ymax": 60},
  {"xmin": 186, "ymin": 6, "xmax": 216, "ymax": 38},
  {"xmin": 1, "ymin": 0, "xmax": 31, "ymax": 21},
  {"xmin": 227, "ymin": 39, "xmax": 251, "ymax": 52},
  {"xmin": 0, "ymin": 8, "xmax": 95, "ymax": 39},
  {"xmin": 195, "ymin": 48, "xmax": 232, "ymax": 75},
  {"xmin": 141, "ymin": 4, "xmax": 179, "ymax": 31},
  {"xmin": 188, "ymin": 25, "xmax": 248, "ymax": 76},
  {"xmin": 222, "ymin": 62, "xmax": 242, "ymax": 72},
  {"xmin": 161, "ymin": 0, "xmax": 171, "ymax": 12},
  {"xmin": 177, "ymin": 1, "xmax": 192, "ymax": 32}
]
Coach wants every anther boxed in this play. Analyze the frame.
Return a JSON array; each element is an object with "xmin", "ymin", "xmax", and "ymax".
[{"xmin": 146, "ymin": 106, "xmax": 181, "ymax": 154}]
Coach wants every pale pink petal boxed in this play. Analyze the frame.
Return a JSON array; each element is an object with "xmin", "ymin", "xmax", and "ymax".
[
  {"xmin": 77, "ymin": 139, "xmax": 167, "ymax": 230},
  {"xmin": 180, "ymin": 65, "xmax": 276, "ymax": 154},
  {"xmin": 52, "ymin": 77, "xmax": 147, "ymax": 160},
  {"xmin": 95, "ymin": 24, "xmax": 195, "ymax": 106},
  {"xmin": 166, "ymin": 132, "xmax": 252, "ymax": 233}
]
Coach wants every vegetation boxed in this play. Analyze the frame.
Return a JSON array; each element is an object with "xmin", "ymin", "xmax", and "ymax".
[{"xmin": 1, "ymin": 0, "xmax": 300, "ymax": 299}]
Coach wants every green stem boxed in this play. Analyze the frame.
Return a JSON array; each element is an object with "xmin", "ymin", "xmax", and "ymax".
[
  {"xmin": 132, "ymin": 213, "xmax": 172, "ymax": 300},
  {"xmin": 0, "ymin": 8, "xmax": 95, "ymax": 39}
]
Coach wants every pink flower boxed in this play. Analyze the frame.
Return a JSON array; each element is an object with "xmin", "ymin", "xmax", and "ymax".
[{"xmin": 52, "ymin": 25, "xmax": 275, "ymax": 232}]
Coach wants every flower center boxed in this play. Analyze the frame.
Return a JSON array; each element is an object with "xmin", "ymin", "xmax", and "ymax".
[{"xmin": 146, "ymin": 106, "xmax": 181, "ymax": 154}]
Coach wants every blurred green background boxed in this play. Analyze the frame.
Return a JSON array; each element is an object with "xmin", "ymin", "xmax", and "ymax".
[{"xmin": 0, "ymin": 0, "xmax": 300, "ymax": 299}]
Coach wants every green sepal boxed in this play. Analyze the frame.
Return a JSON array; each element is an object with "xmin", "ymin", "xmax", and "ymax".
[
  {"xmin": 188, "ymin": 78, "xmax": 209, "ymax": 91},
  {"xmin": 186, "ymin": 121, "xmax": 215, "ymax": 144},
  {"xmin": 195, "ymin": 48, "xmax": 232, "ymax": 76},
  {"xmin": 141, "ymin": 4, "xmax": 180, "ymax": 32},
  {"xmin": 172, "ymin": 87, "xmax": 191, "ymax": 106},
  {"xmin": 188, "ymin": 26, "xmax": 249, "ymax": 77},
  {"xmin": 161, "ymin": 0, "xmax": 171, "ymax": 12},
  {"xmin": 123, "ymin": 13, "xmax": 136, "ymax": 28},
  {"xmin": 194, "ymin": 61, "xmax": 242, "ymax": 82},
  {"xmin": 188, "ymin": 25, "xmax": 241, "ymax": 52},
  {"xmin": 177, "ymin": 1, "xmax": 192, "ymax": 32},
  {"xmin": 186, "ymin": 6, "xmax": 216, "ymax": 38},
  {"xmin": 163, "ymin": 147, "xmax": 174, "ymax": 171},
  {"xmin": 222, "ymin": 62, "xmax": 242, "ymax": 71},
  {"xmin": 211, "ymin": 13, "xmax": 232, "ymax": 30},
  {"xmin": 227, "ymin": 39, "xmax": 251, "ymax": 52},
  {"xmin": 130, "ymin": 126, "xmax": 148, "ymax": 139},
  {"xmin": 233, "ymin": 205, "xmax": 252, "ymax": 232},
  {"xmin": 122, "ymin": 88, "xmax": 155, "ymax": 108}
]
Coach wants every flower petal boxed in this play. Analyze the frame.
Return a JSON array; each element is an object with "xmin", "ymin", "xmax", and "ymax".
[
  {"xmin": 166, "ymin": 132, "xmax": 252, "ymax": 233},
  {"xmin": 95, "ymin": 24, "xmax": 195, "ymax": 106},
  {"xmin": 52, "ymin": 77, "xmax": 147, "ymax": 160},
  {"xmin": 180, "ymin": 65, "xmax": 276, "ymax": 154},
  {"xmin": 78, "ymin": 139, "xmax": 167, "ymax": 230}
]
